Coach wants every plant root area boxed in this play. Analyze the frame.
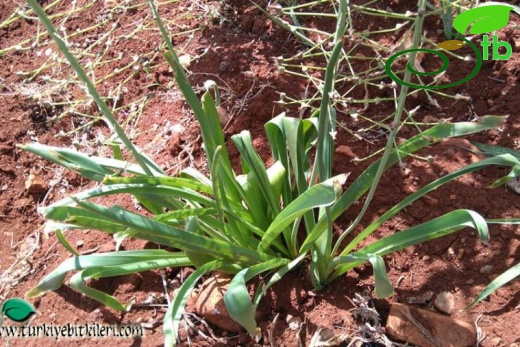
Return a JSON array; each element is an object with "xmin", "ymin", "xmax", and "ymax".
[{"xmin": 1, "ymin": 1, "xmax": 519, "ymax": 346}]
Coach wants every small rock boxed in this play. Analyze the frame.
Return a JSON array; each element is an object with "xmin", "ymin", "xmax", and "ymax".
[
  {"xmin": 479, "ymin": 265, "xmax": 493, "ymax": 274},
  {"xmin": 422, "ymin": 194, "xmax": 438, "ymax": 207},
  {"xmin": 386, "ymin": 303, "xmax": 476, "ymax": 347},
  {"xmin": 76, "ymin": 240, "xmax": 84, "ymax": 248},
  {"xmin": 466, "ymin": 279, "xmax": 474, "ymax": 285},
  {"xmin": 191, "ymin": 273, "xmax": 240, "ymax": 332},
  {"xmin": 447, "ymin": 247, "xmax": 455, "ymax": 255},
  {"xmin": 509, "ymin": 343, "xmax": 518, "ymax": 347},
  {"xmin": 507, "ymin": 176, "xmax": 520, "ymax": 194},
  {"xmin": 407, "ymin": 290, "xmax": 434, "ymax": 305},
  {"xmin": 422, "ymin": 255, "xmax": 431, "ymax": 261},
  {"xmin": 25, "ymin": 172, "xmax": 48, "ymax": 193},
  {"xmin": 219, "ymin": 61, "xmax": 230, "ymax": 73},
  {"xmin": 449, "ymin": 194, "xmax": 457, "ymax": 200},
  {"xmin": 335, "ymin": 145, "xmax": 357, "ymax": 159},
  {"xmin": 423, "ymin": 115, "xmax": 439, "ymax": 123},
  {"xmin": 217, "ymin": 106, "xmax": 230, "ymax": 127},
  {"xmin": 487, "ymin": 99, "xmax": 495, "ymax": 107},
  {"xmin": 434, "ymin": 291, "xmax": 455, "ymax": 315},
  {"xmin": 491, "ymin": 337, "xmax": 501, "ymax": 346},
  {"xmin": 285, "ymin": 314, "xmax": 302, "ymax": 331}
]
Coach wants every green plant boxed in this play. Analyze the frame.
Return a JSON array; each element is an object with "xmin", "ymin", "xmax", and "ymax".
[{"xmin": 21, "ymin": 0, "xmax": 520, "ymax": 346}]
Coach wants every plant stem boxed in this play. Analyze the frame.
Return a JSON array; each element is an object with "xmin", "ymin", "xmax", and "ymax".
[{"xmin": 332, "ymin": 0, "xmax": 428, "ymax": 256}]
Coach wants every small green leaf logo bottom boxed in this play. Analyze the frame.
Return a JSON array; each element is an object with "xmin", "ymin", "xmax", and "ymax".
[{"xmin": 2, "ymin": 298, "xmax": 37, "ymax": 323}]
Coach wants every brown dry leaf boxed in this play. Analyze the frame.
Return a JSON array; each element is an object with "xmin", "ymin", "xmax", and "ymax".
[{"xmin": 437, "ymin": 39, "xmax": 465, "ymax": 51}]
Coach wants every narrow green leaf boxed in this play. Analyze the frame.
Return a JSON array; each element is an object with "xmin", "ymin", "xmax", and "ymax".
[
  {"xmin": 70, "ymin": 272, "xmax": 129, "ymax": 312},
  {"xmin": 164, "ymin": 260, "xmax": 227, "ymax": 347},
  {"xmin": 55, "ymin": 229, "xmax": 79, "ymax": 256},
  {"xmin": 467, "ymin": 262, "xmax": 520, "ymax": 308}
]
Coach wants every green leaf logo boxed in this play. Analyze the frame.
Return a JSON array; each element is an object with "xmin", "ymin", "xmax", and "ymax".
[
  {"xmin": 2, "ymin": 298, "xmax": 37, "ymax": 322},
  {"xmin": 453, "ymin": 4, "xmax": 513, "ymax": 35}
]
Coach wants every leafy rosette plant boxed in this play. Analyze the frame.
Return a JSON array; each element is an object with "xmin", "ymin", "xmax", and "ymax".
[{"xmin": 22, "ymin": 0, "xmax": 520, "ymax": 345}]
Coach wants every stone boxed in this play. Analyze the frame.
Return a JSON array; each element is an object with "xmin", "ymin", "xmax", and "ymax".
[
  {"xmin": 491, "ymin": 337, "xmax": 501, "ymax": 346},
  {"xmin": 191, "ymin": 273, "xmax": 241, "ymax": 332},
  {"xmin": 422, "ymin": 195, "xmax": 438, "ymax": 207},
  {"xmin": 335, "ymin": 145, "xmax": 358, "ymax": 159},
  {"xmin": 479, "ymin": 265, "xmax": 493, "ymax": 274},
  {"xmin": 386, "ymin": 304, "xmax": 476, "ymax": 347},
  {"xmin": 434, "ymin": 291, "xmax": 455, "ymax": 315},
  {"xmin": 25, "ymin": 172, "xmax": 48, "ymax": 193}
]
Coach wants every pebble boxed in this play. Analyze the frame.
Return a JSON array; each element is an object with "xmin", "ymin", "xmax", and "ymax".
[
  {"xmin": 422, "ymin": 194, "xmax": 438, "ymax": 207},
  {"xmin": 491, "ymin": 337, "xmax": 501, "ymax": 346},
  {"xmin": 479, "ymin": 265, "xmax": 493, "ymax": 274},
  {"xmin": 335, "ymin": 145, "xmax": 358, "ymax": 159},
  {"xmin": 434, "ymin": 291, "xmax": 455, "ymax": 315},
  {"xmin": 25, "ymin": 172, "xmax": 48, "ymax": 193},
  {"xmin": 466, "ymin": 279, "xmax": 474, "ymax": 285}
]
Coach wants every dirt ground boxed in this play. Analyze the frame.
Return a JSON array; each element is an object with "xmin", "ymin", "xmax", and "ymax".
[{"xmin": 1, "ymin": 0, "xmax": 519, "ymax": 346}]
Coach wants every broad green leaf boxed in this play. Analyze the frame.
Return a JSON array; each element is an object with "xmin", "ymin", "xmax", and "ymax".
[
  {"xmin": 2, "ymin": 298, "xmax": 37, "ymax": 322},
  {"xmin": 339, "ymin": 154, "xmax": 520, "ymax": 256},
  {"xmin": 233, "ymin": 131, "xmax": 281, "ymax": 217},
  {"xmin": 453, "ymin": 4, "xmax": 513, "ymax": 35},
  {"xmin": 258, "ymin": 176, "xmax": 345, "ymax": 253},
  {"xmin": 303, "ymin": 116, "xmax": 507, "ymax": 255},
  {"xmin": 68, "ymin": 199, "xmax": 273, "ymax": 265},
  {"xmin": 25, "ymin": 250, "xmax": 190, "ymax": 298},
  {"xmin": 467, "ymin": 262, "xmax": 520, "ymax": 308},
  {"xmin": 43, "ymin": 183, "xmax": 214, "ymax": 210},
  {"xmin": 18, "ymin": 144, "xmax": 114, "ymax": 182},
  {"xmin": 333, "ymin": 254, "xmax": 393, "ymax": 298},
  {"xmin": 103, "ymin": 176, "xmax": 214, "ymax": 194},
  {"xmin": 368, "ymin": 255, "xmax": 394, "ymax": 299},
  {"xmin": 251, "ymin": 255, "xmax": 306, "ymax": 307},
  {"xmin": 329, "ymin": 209, "xmax": 489, "ymax": 281},
  {"xmin": 225, "ymin": 259, "xmax": 289, "ymax": 335}
]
